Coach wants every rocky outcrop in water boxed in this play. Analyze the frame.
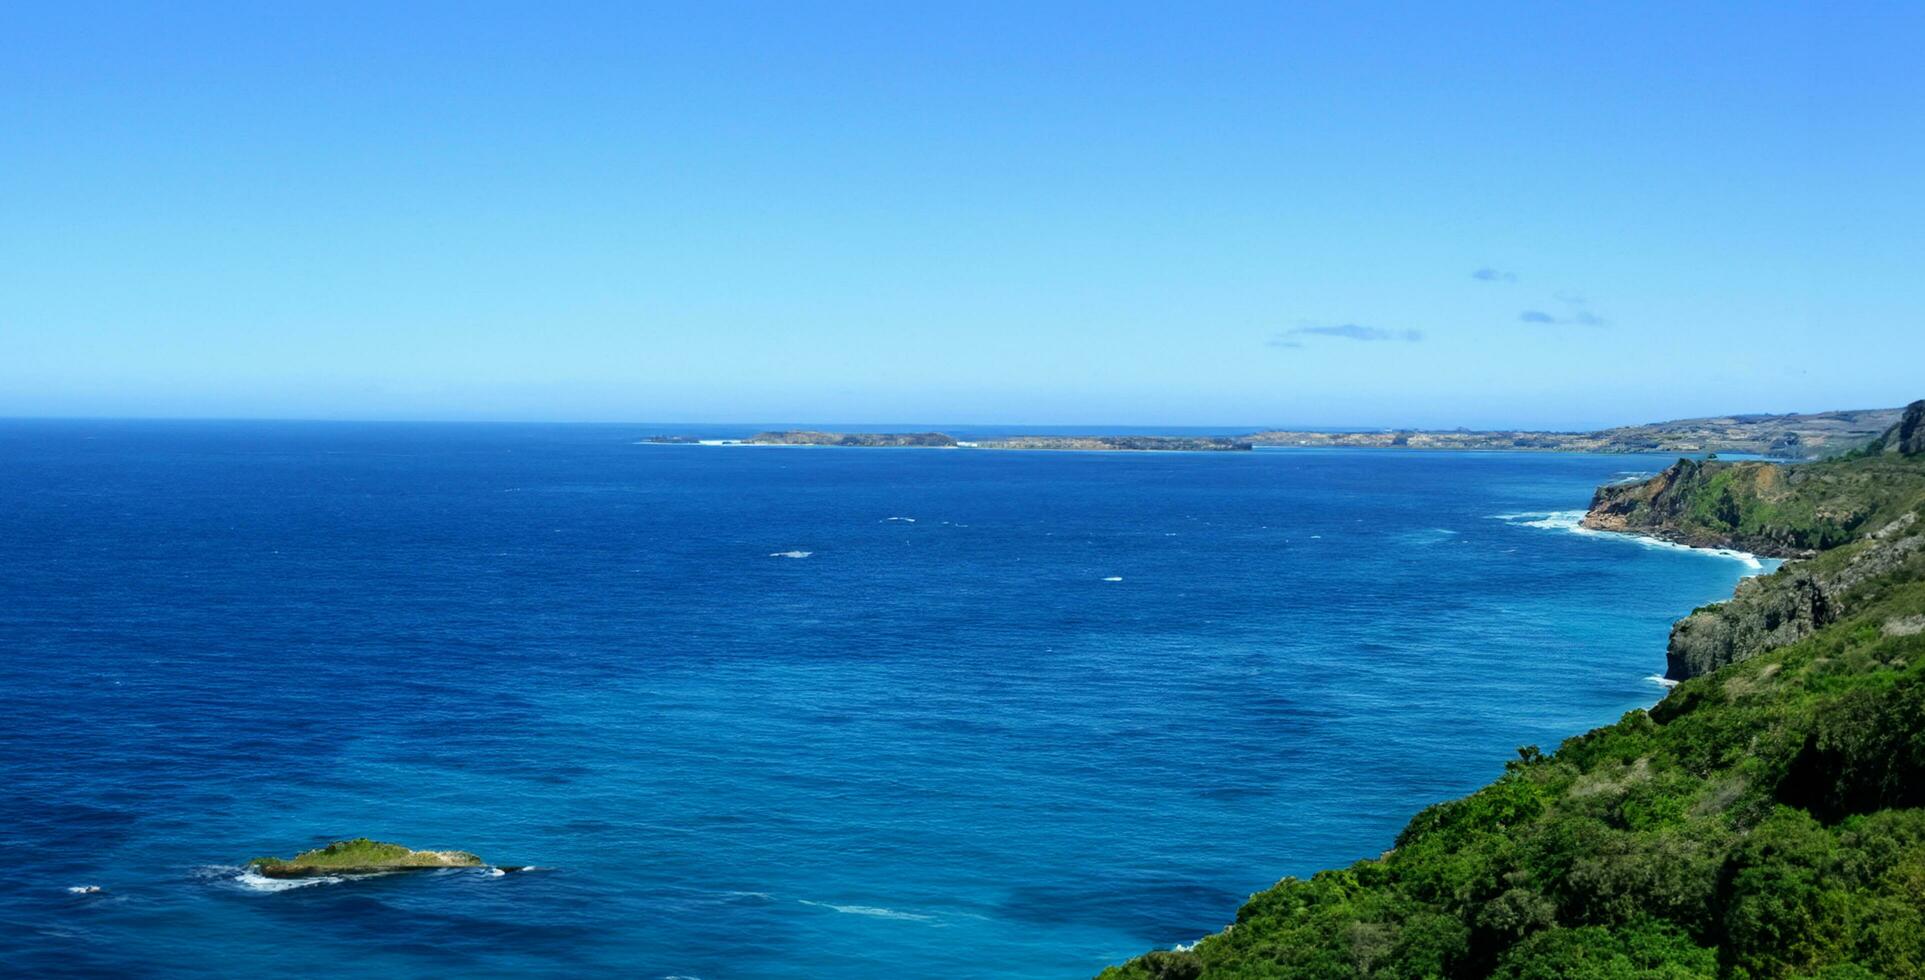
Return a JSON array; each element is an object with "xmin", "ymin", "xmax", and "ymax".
[{"xmin": 249, "ymin": 839, "xmax": 487, "ymax": 878}]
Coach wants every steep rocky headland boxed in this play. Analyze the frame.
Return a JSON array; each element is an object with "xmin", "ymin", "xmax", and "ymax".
[
  {"xmin": 1581, "ymin": 401, "xmax": 1925, "ymax": 680},
  {"xmin": 1101, "ymin": 402, "xmax": 1925, "ymax": 979}
]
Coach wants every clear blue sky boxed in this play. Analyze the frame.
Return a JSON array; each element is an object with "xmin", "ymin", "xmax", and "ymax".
[{"xmin": 3, "ymin": 2, "xmax": 1920, "ymax": 429}]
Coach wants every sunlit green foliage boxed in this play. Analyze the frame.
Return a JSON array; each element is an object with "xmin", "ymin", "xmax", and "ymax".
[
  {"xmin": 249, "ymin": 837, "xmax": 482, "ymax": 871},
  {"xmin": 1102, "ymin": 534, "xmax": 1925, "ymax": 979}
]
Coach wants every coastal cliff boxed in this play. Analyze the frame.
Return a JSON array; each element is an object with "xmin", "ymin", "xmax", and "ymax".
[
  {"xmin": 1582, "ymin": 401, "xmax": 1925, "ymax": 680},
  {"xmin": 1101, "ymin": 402, "xmax": 1925, "ymax": 979}
]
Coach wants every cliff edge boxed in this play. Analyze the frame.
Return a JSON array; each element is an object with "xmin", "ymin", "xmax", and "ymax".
[
  {"xmin": 1100, "ymin": 401, "xmax": 1925, "ymax": 979},
  {"xmin": 1582, "ymin": 400, "xmax": 1925, "ymax": 680}
]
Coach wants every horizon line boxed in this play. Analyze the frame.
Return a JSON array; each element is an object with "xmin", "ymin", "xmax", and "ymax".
[{"xmin": 0, "ymin": 405, "xmax": 1904, "ymax": 435}]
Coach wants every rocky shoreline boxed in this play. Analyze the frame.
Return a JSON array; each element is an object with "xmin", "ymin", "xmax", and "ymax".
[
  {"xmin": 1101, "ymin": 399, "xmax": 1925, "ymax": 979},
  {"xmin": 1580, "ymin": 400, "xmax": 1925, "ymax": 680}
]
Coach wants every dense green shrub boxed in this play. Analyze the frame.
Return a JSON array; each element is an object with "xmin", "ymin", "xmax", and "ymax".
[{"xmin": 1102, "ymin": 520, "xmax": 1925, "ymax": 978}]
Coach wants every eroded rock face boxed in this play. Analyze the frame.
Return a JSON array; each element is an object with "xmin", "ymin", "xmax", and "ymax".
[
  {"xmin": 1578, "ymin": 458, "xmax": 1812, "ymax": 556},
  {"xmin": 1666, "ymin": 572, "xmax": 1834, "ymax": 680},
  {"xmin": 1581, "ymin": 459, "xmax": 1699, "ymax": 535},
  {"xmin": 1664, "ymin": 513, "xmax": 1925, "ymax": 679},
  {"xmin": 1876, "ymin": 400, "xmax": 1925, "ymax": 456}
]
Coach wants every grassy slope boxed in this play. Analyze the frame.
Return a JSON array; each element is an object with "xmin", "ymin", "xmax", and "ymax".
[
  {"xmin": 250, "ymin": 838, "xmax": 482, "ymax": 870},
  {"xmin": 1596, "ymin": 453, "xmax": 1925, "ymax": 556},
  {"xmin": 1104, "ymin": 451, "xmax": 1925, "ymax": 979}
]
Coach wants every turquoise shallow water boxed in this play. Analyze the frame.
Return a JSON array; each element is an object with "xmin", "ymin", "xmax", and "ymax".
[{"xmin": 0, "ymin": 421, "xmax": 1766, "ymax": 977}]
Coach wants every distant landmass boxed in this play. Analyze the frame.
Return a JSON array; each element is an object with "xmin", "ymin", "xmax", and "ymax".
[
  {"xmin": 643, "ymin": 431, "xmax": 1254, "ymax": 452},
  {"xmin": 640, "ymin": 406, "xmax": 1905, "ymax": 459},
  {"xmin": 744, "ymin": 430, "xmax": 960, "ymax": 448},
  {"xmin": 969, "ymin": 435, "xmax": 1252, "ymax": 452},
  {"xmin": 1246, "ymin": 405, "xmax": 1904, "ymax": 459}
]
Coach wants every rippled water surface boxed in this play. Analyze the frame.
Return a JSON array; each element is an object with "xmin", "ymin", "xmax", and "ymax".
[{"xmin": 0, "ymin": 421, "xmax": 1765, "ymax": 977}]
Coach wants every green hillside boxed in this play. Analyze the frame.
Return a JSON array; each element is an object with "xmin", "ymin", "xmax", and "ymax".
[{"xmin": 1102, "ymin": 406, "xmax": 1925, "ymax": 979}]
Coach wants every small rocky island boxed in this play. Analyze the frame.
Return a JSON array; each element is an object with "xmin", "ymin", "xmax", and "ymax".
[{"xmin": 249, "ymin": 838, "xmax": 491, "ymax": 878}]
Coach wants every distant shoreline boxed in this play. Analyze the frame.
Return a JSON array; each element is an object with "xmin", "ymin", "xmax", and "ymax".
[
  {"xmin": 643, "ymin": 431, "xmax": 1255, "ymax": 452},
  {"xmin": 634, "ymin": 405, "xmax": 1905, "ymax": 459}
]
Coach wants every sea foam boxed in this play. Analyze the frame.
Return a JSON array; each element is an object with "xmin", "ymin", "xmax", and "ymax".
[
  {"xmin": 225, "ymin": 866, "xmax": 350, "ymax": 892},
  {"xmin": 1491, "ymin": 511, "xmax": 1773, "ymax": 572},
  {"xmin": 797, "ymin": 899, "xmax": 934, "ymax": 922}
]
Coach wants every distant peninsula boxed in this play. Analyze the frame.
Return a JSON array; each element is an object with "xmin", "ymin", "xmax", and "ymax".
[
  {"xmin": 643, "ymin": 431, "xmax": 1254, "ymax": 452},
  {"xmin": 639, "ymin": 406, "xmax": 1904, "ymax": 459},
  {"xmin": 1246, "ymin": 405, "xmax": 1902, "ymax": 459}
]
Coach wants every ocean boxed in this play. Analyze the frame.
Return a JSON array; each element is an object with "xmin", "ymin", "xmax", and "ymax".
[{"xmin": 0, "ymin": 420, "xmax": 1769, "ymax": 978}]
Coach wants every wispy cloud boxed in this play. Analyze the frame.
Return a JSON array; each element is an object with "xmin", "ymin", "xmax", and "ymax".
[
  {"xmin": 1471, "ymin": 267, "xmax": 1517, "ymax": 283},
  {"xmin": 1266, "ymin": 337, "xmax": 1306, "ymax": 349},
  {"xmin": 1520, "ymin": 291, "xmax": 1607, "ymax": 327},
  {"xmin": 1284, "ymin": 323, "xmax": 1424, "ymax": 343},
  {"xmin": 1519, "ymin": 309, "xmax": 1605, "ymax": 326}
]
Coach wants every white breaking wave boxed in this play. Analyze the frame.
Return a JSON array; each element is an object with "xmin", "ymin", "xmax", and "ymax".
[
  {"xmin": 768, "ymin": 550, "xmax": 813, "ymax": 559},
  {"xmin": 1647, "ymin": 674, "xmax": 1681, "ymax": 688},
  {"xmin": 66, "ymin": 885, "xmax": 102, "ymax": 894},
  {"xmin": 228, "ymin": 867, "xmax": 351, "ymax": 892},
  {"xmin": 1490, "ymin": 511, "xmax": 1771, "ymax": 572},
  {"xmin": 1102, "ymin": 576, "xmax": 1123, "ymax": 582},
  {"xmin": 797, "ymin": 899, "xmax": 935, "ymax": 922},
  {"xmin": 883, "ymin": 516, "xmax": 916, "ymax": 523}
]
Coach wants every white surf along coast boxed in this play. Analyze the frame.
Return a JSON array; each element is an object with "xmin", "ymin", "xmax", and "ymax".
[
  {"xmin": 1493, "ymin": 508, "xmax": 1782, "ymax": 694},
  {"xmin": 1491, "ymin": 509, "xmax": 1780, "ymax": 575}
]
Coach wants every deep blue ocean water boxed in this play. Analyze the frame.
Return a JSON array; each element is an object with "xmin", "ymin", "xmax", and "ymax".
[{"xmin": 0, "ymin": 421, "xmax": 1770, "ymax": 978}]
